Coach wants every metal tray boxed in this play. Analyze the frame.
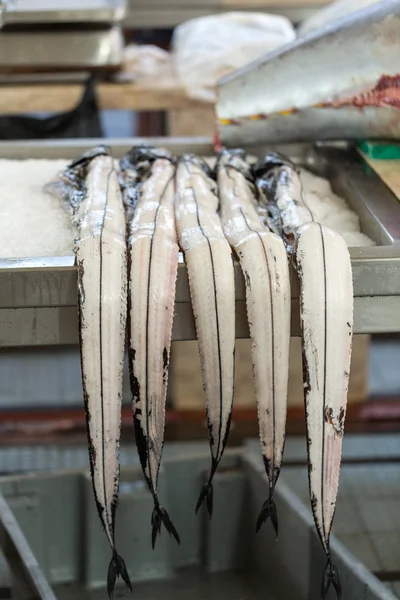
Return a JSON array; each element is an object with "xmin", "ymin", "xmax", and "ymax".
[
  {"xmin": 0, "ymin": 441, "xmax": 395, "ymax": 599},
  {"xmin": 3, "ymin": 0, "xmax": 126, "ymax": 25},
  {"xmin": 0, "ymin": 27, "xmax": 124, "ymax": 70},
  {"xmin": 0, "ymin": 137, "xmax": 400, "ymax": 347}
]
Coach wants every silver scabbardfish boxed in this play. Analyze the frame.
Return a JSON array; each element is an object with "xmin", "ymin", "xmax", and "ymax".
[
  {"xmin": 45, "ymin": 146, "xmax": 131, "ymax": 599},
  {"xmin": 254, "ymin": 152, "xmax": 353, "ymax": 600},
  {"xmin": 120, "ymin": 146, "xmax": 180, "ymax": 550},
  {"xmin": 175, "ymin": 154, "xmax": 236, "ymax": 518},
  {"xmin": 217, "ymin": 149, "xmax": 290, "ymax": 537},
  {"xmin": 216, "ymin": 0, "xmax": 400, "ymax": 146}
]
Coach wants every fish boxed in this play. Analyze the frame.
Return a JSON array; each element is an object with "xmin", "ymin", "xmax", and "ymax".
[
  {"xmin": 175, "ymin": 154, "xmax": 235, "ymax": 517},
  {"xmin": 216, "ymin": 0, "xmax": 400, "ymax": 145},
  {"xmin": 298, "ymin": 0, "xmax": 382, "ymax": 36},
  {"xmin": 216, "ymin": 148, "xmax": 290, "ymax": 537},
  {"xmin": 255, "ymin": 152, "xmax": 353, "ymax": 600},
  {"xmin": 119, "ymin": 146, "xmax": 180, "ymax": 549},
  {"xmin": 45, "ymin": 146, "xmax": 131, "ymax": 598}
]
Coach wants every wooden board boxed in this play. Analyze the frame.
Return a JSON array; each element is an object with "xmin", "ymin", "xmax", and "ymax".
[
  {"xmin": 360, "ymin": 153, "xmax": 400, "ymax": 202},
  {"xmin": 222, "ymin": 0, "xmax": 331, "ymax": 5},
  {"xmin": 171, "ymin": 335, "xmax": 369, "ymax": 410},
  {"xmin": 168, "ymin": 107, "xmax": 216, "ymax": 137},
  {"xmin": 125, "ymin": 7, "xmax": 321, "ymax": 28},
  {"xmin": 0, "ymin": 81, "xmax": 210, "ymax": 115},
  {"xmin": 125, "ymin": 0, "xmax": 332, "ymax": 27},
  {"xmin": 130, "ymin": 0, "xmax": 331, "ymax": 6}
]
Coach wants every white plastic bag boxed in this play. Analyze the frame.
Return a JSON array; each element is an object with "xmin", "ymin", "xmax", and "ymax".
[
  {"xmin": 171, "ymin": 12, "xmax": 295, "ymax": 102},
  {"xmin": 298, "ymin": 0, "xmax": 383, "ymax": 35}
]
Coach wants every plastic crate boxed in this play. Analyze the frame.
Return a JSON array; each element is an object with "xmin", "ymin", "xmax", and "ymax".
[{"xmin": 0, "ymin": 442, "xmax": 396, "ymax": 599}]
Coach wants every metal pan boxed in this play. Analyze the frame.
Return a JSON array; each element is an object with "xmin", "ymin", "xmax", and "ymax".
[
  {"xmin": 0, "ymin": 27, "xmax": 124, "ymax": 70},
  {"xmin": 0, "ymin": 137, "xmax": 399, "ymax": 347},
  {"xmin": 3, "ymin": 0, "xmax": 126, "ymax": 25}
]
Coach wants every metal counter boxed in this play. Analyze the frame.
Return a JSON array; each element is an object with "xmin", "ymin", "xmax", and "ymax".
[
  {"xmin": 3, "ymin": 0, "xmax": 127, "ymax": 25},
  {"xmin": 0, "ymin": 137, "xmax": 400, "ymax": 347},
  {"xmin": 0, "ymin": 1, "xmax": 126, "ymax": 70},
  {"xmin": 0, "ymin": 27, "xmax": 124, "ymax": 70}
]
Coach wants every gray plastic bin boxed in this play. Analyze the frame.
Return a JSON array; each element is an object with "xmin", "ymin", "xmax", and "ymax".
[{"xmin": 0, "ymin": 442, "xmax": 396, "ymax": 599}]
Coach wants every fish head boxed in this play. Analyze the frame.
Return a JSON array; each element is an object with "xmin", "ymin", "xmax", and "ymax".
[
  {"xmin": 121, "ymin": 146, "xmax": 173, "ymax": 177},
  {"xmin": 119, "ymin": 146, "xmax": 174, "ymax": 215},
  {"xmin": 179, "ymin": 154, "xmax": 219, "ymax": 205},
  {"xmin": 253, "ymin": 152, "xmax": 296, "ymax": 177},
  {"xmin": 216, "ymin": 148, "xmax": 254, "ymax": 183},
  {"xmin": 68, "ymin": 145, "xmax": 111, "ymax": 172},
  {"xmin": 179, "ymin": 153, "xmax": 215, "ymax": 178}
]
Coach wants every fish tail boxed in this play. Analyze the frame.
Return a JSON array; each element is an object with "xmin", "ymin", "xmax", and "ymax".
[
  {"xmin": 195, "ymin": 479, "xmax": 214, "ymax": 518},
  {"xmin": 151, "ymin": 499, "xmax": 180, "ymax": 549},
  {"xmin": 195, "ymin": 459, "xmax": 218, "ymax": 517},
  {"xmin": 256, "ymin": 494, "xmax": 278, "ymax": 539},
  {"xmin": 107, "ymin": 550, "xmax": 132, "ymax": 599},
  {"xmin": 321, "ymin": 556, "xmax": 342, "ymax": 599}
]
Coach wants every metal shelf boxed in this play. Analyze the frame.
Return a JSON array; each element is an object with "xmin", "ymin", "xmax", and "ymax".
[{"xmin": 3, "ymin": 0, "xmax": 127, "ymax": 25}]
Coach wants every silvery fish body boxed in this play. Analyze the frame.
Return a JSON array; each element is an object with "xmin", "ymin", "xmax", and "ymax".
[
  {"xmin": 217, "ymin": 0, "xmax": 400, "ymax": 145},
  {"xmin": 45, "ymin": 147, "xmax": 131, "ymax": 599},
  {"xmin": 217, "ymin": 149, "xmax": 290, "ymax": 536},
  {"xmin": 255, "ymin": 153, "xmax": 353, "ymax": 600},
  {"xmin": 120, "ymin": 146, "xmax": 180, "ymax": 549},
  {"xmin": 175, "ymin": 154, "xmax": 236, "ymax": 517}
]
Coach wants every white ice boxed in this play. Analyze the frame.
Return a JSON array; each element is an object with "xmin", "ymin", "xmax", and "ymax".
[{"xmin": 0, "ymin": 159, "xmax": 74, "ymax": 259}]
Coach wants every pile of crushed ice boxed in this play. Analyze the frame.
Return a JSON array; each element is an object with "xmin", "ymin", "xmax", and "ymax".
[
  {"xmin": 0, "ymin": 159, "xmax": 74, "ymax": 258},
  {"xmin": 299, "ymin": 168, "xmax": 375, "ymax": 247},
  {"xmin": 0, "ymin": 158, "xmax": 374, "ymax": 259}
]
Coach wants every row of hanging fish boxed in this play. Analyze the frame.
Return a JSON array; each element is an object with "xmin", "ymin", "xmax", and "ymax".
[{"xmin": 46, "ymin": 144, "xmax": 353, "ymax": 600}]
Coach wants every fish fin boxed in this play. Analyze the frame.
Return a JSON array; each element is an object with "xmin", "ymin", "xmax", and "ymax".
[
  {"xmin": 321, "ymin": 558, "xmax": 342, "ymax": 599},
  {"xmin": 256, "ymin": 496, "xmax": 278, "ymax": 539},
  {"xmin": 195, "ymin": 480, "xmax": 213, "ymax": 518},
  {"xmin": 151, "ymin": 504, "xmax": 180, "ymax": 549},
  {"xmin": 107, "ymin": 551, "xmax": 132, "ymax": 599}
]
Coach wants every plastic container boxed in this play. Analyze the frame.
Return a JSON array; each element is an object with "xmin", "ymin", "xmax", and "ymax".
[{"xmin": 0, "ymin": 441, "xmax": 395, "ymax": 599}]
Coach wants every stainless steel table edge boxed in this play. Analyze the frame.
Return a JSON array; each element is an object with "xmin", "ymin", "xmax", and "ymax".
[
  {"xmin": 4, "ymin": 0, "xmax": 127, "ymax": 25},
  {"xmin": 0, "ymin": 27, "xmax": 124, "ymax": 69},
  {"xmin": 0, "ymin": 137, "xmax": 399, "ymax": 345}
]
